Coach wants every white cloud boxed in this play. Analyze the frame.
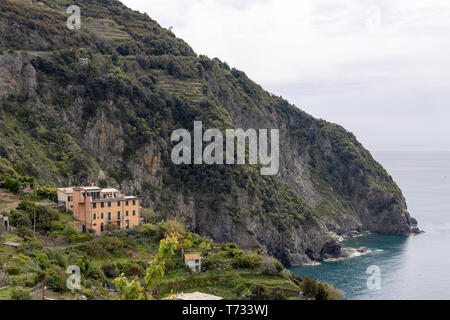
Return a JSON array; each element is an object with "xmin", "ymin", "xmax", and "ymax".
[{"xmin": 121, "ymin": 0, "xmax": 450, "ymax": 149}]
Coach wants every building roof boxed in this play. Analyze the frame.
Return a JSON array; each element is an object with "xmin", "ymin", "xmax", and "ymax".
[
  {"xmin": 58, "ymin": 187, "xmax": 73, "ymax": 194},
  {"xmin": 83, "ymin": 186, "xmax": 101, "ymax": 191},
  {"xmin": 175, "ymin": 292, "xmax": 222, "ymax": 300},
  {"xmin": 101, "ymin": 188, "xmax": 119, "ymax": 193},
  {"xmin": 3, "ymin": 241, "xmax": 21, "ymax": 248},
  {"xmin": 184, "ymin": 254, "xmax": 202, "ymax": 261}
]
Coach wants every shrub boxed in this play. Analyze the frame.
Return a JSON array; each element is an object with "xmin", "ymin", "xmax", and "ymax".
[
  {"xmin": 10, "ymin": 287, "xmax": 31, "ymax": 300},
  {"xmin": 69, "ymin": 233, "xmax": 93, "ymax": 243},
  {"xmin": 86, "ymin": 265, "xmax": 106, "ymax": 282},
  {"xmin": 232, "ymin": 252, "xmax": 261, "ymax": 269},
  {"xmin": 301, "ymin": 276, "xmax": 342, "ymax": 300},
  {"xmin": 51, "ymin": 220, "xmax": 64, "ymax": 232},
  {"xmin": 101, "ymin": 263, "xmax": 119, "ymax": 278},
  {"xmin": 13, "ymin": 254, "xmax": 29, "ymax": 265},
  {"xmin": 302, "ymin": 276, "xmax": 318, "ymax": 298},
  {"xmin": 62, "ymin": 223, "xmax": 78, "ymax": 237},
  {"xmin": 7, "ymin": 265, "xmax": 22, "ymax": 275},
  {"xmin": 12, "ymin": 201, "xmax": 59, "ymax": 232},
  {"xmin": 35, "ymin": 187, "xmax": 57, "ymax": 201},
  {"xmin": 134, "ymin": 223, "xmax": 162, "ymax": 240},
  {"xmin": 221, "ymin": 243, "xmax": 237, "ymax": 250},
  {"xmin": 24, "ymin": 279, "xmax": 35, "ymax": 287},
  {"xmin": 33, "ymin": 250, "xmax": 51, "ymax": 269},
  {"xmin": 105, "ymin": 223, "xmax": 120, "ymax": 233},
  {"xmin": 247, "ymin": 284, "xmax": 271, "ymax": 300},
  {"xmin": 3, "ymin": 177, "xmax": 20, "ymax": 193},
  {"xmin": 280, "ymin": 268, "xmax": 294, "ymax": 280},
  {"xmin": 202, "ymin": 254, "xmax": 220, "ymax": 271},
  {"xmin": 121, "ymin": 262, "xmax": 144, "ymax": 277},
  {"xmin": 162, "ymin": 219, "xmax": 185, "ymax": 235},
  {"xmin": 48, "ymin": 250, "xmax": 68, "ymax": 269},
  {"xmin": 85, "ymin": 237, "xmax": 125, "ymax": 257},
  {"xmin": 261, "ymin": 256, "xmax": 283, "ymax": 276},
  {"xmin": 37, "ymin": 265, "xmax": 68, "ymax": 292}
]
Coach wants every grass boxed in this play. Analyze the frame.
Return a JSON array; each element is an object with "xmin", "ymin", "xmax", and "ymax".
[
  {"xmin": 0, "ymin": 190, "xmax": 20, "ymax": 212},
  {"xmin": 0, "ymin": 286, "xmax": 13, "ymax": 300}
]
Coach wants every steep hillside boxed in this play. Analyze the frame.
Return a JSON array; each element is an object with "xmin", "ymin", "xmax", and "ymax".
[{"xmin": 0, "ymin": 0, "xmax": 419, "ymax": 265}]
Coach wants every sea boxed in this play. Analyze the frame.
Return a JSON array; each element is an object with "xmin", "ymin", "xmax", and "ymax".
[{"xmin": 289, "ymin": 151, "xmax": 450, "ymax": 300}]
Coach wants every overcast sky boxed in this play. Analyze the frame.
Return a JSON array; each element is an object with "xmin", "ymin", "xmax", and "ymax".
[{"xmin": 122, "ymin": 0, "xmax": 450, "ymax": 151}]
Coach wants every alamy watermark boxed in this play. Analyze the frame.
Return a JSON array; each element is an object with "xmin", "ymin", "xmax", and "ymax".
[
  {"xmin": 66, "ymin": 265, "xmax": 81, "ymax": 290},
  {"xmin": 171, "ymin": 121, "xmax": 279, "ymax": 176},
  {"xmin": 66, "ymin": 5, "xmax": 81, "ymax": 30},
  {"xmin": 366, "ymin": 265, "xmax": 381, "ymax": 290}
]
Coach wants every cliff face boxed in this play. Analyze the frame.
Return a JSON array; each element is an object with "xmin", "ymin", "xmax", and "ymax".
[{"xmin": 0, "ymin": 0, "xmax": 418, "ymax": 265}]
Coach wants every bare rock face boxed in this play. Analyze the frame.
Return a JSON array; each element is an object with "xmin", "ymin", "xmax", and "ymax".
[
  {"xmin": 0, "ymin": 54, "xmax": 24, "ymax": 98},
  {"xmin": 0, "ymin": 56, "xmax": 36, "ymax": 98},
  {"xmin": 22, "ymin": 64, "xmax": 37, "ymax": 98},
  {"xmin": 84, "ymin": 111, "xmax": 125, "ymax": 164}
]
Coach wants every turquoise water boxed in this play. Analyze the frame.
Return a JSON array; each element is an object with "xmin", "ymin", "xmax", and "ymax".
[{"xmin": 289, "ymin": 151, "xmax": 450, "ymax": 300}]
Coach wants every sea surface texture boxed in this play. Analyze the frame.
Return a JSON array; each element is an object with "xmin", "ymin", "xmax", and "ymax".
[{"xmin": 290, "ymin": 151, "xmax": 450, "ymax": 300}]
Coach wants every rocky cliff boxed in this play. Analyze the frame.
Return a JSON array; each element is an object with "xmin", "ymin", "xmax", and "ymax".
[{"xmin": 0, "ymin": 0, "xmax": 419, "ymax": 265}]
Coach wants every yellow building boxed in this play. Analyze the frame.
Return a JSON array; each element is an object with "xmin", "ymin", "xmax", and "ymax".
[{"xmin": 57, "ymin": 185, "xmax": 140, "ymax": 234}]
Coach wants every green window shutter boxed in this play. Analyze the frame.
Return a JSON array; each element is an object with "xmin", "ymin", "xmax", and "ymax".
[
  {"xmin": 108, "ymin": 212, "xmax": 111, "ymax": 220},
  {"xmin": 126, "ymin": 200, "xmax": 129, "ymax": 206},
  {"xmin": 108, "ymin": 202, "xmax": 111, "ymax": 207},
  {"xmin": 117, "ymin": 201, "xmax": 120, "ymax": 206},
  {"xmin": 132, "ymin": 200, "xmax": 136, "ymax": 205},
  {"xmin": 118, "ymin": 211, "xmax": 121, "ymax": 219},
  {"xmin": 93, "ymin": 203, "xmax": 97, "ymax": 208},
  {"xmin": 133, "ymin": 210, "xmax": 135, "ymax": 216},
  {"xmin": 101, "ymin": 213, "xmax": 104, "ymax": 219},
  {"xmin": 93, "ymin": 213, "xmax": 96, "ymax": 220},
  {"xmin": 126, "ymin": 211, "xmax": 129, "ymax": 216}
]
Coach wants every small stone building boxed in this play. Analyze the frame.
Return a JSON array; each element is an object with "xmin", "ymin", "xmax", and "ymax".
[
  {"xmin": 0, "ymin": 215, "xmax": 9, "ymax": 233},
  {"xmin": 184, "ymin": 253, "xmax": 202, "ymax": 273}
]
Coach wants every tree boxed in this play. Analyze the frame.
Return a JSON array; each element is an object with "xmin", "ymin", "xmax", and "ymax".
[
  {"xmin": 302, "ymin": 276, "xmax": 318, "ymax": 298},
  {"xmin": 105, "ymin": 223, "xmax": 120, "ymax": 233},
  {"xmin": 114, "ymin": 231, "xmax": 179, "ymax": 300},
  {"xmin": 10, "ymin": 287, "xmax": 31, "ymax": 300}
]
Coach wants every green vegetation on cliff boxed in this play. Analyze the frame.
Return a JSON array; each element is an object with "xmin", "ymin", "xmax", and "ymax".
[{"xmin": 0, "ymin": 0, "xmax": 417, "ymax": 266}]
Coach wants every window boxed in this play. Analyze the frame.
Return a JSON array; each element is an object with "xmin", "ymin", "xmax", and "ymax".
[
  {"xmin": 93, "ymin": 203, "xmax": 97, "ymax": 209},
  {"xmin": 108, "ymin": 212, "xmax": 111, "ymax": 221},
  {"xmin": 68, "ymin": 196, "xmax": 71, "ymax": 201},
  {"xmin": 108, "ymin": 202, "xmax": 111, "ymax": 207},
  {"xmin": 133, "ymin": 210, "xmax": 136, "ymax": 216},
  {"xmin": 117, "ymin": 201, "xmax": 120, "ymax": 206},
  {"xmin": 101, "ymin": 213, "xmax": 104, "ymax": 219},
  {"xmin": 125, "ymin": 200, "xmax": 129, "ymax": 206},
  {"xmin": 126, "ymin": 211, "xmax": 129, "ymax": 216},
  {"xmin": 93, "ymin": 213, "xmax": 96, "ymax": 220},
  {"xmin": 101, "ymin": 202, "xmax": 104, "ymax": 208},
  {"xmin": 118, "ymin": 211, "xmax": 121, "ymax": 219},
  {"xmin": 132, "ymin": 200, "xmax": 136, "ymax": 206}
]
